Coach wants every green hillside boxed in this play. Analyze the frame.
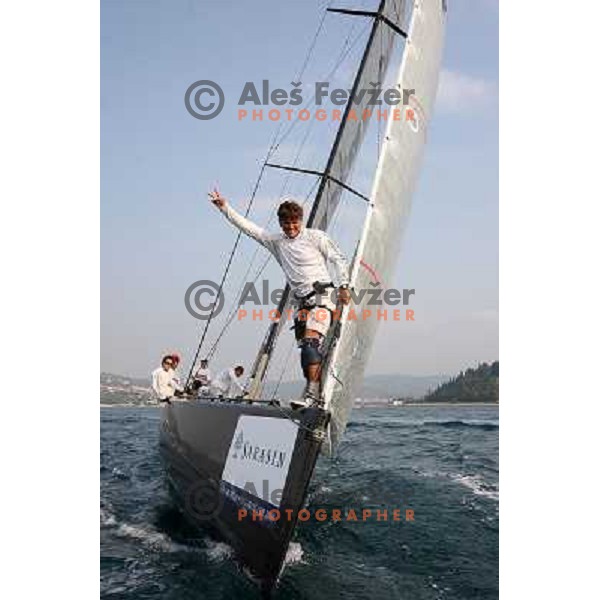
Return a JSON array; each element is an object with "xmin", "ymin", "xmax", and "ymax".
[{"xmin": 424, "ymin": 361, "xmax": 499, "ymax": 403}]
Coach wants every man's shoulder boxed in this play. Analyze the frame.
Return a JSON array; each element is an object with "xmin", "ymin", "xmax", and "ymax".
[
  {"xmin": 304, "ymin": 228, "xmax": 330, "ymax": 243},
  {"xmin": 152, "ymin": 368, "xmax": 167, "ymax": 383},
  {"xmin": 304, "ymin": 228, "xmax": 324, "ymax": 236}
]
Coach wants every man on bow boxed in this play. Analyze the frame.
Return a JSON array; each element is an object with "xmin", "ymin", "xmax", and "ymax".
[{"xmin": 209, "ymin": 189, "xmax": 351, "ymax": 407}]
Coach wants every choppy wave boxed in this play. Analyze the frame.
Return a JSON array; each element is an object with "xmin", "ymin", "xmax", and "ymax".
[
  {"xmin": 204, "ymin": 539, "xmax": 235, "ymax": 562},
  {"xmin": 100, "ymin": 506, "xmax": 117, "ymax": 527},
  {"xmin": 427, "ymin": 420, "xmax": 498, "ymax": 431},
  {"xmin": 450, "ymin": 474, "xmax": 499, "ymax": 501},
  {"xmin": 101, "ymin": 506, "xmax": 233, "ymax": 559},
  {"xmin": 101, "ymin": 405, "xmax": 498, "ymax": 599},
  {"xmin": 348, "ymin": 419, "xmax": 498, "ymax": 431},
  {"xmin": 413, "ymin": 469, "xmax": 499, "ymax": 502},
  {"xmin": 116, "ymin": 523, "xmax": 179, "ymax": 552}
]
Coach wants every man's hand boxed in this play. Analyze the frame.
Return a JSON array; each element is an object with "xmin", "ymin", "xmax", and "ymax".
[
  {"xmin": 338, "ymin": 287, "xmax": 351, "ymax": 306},
  {"xmin": 208, "ymin": 188, "xmax": 227, "ymax": 209}
]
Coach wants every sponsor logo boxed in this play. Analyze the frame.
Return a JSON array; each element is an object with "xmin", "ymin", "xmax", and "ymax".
[
  {"xmin": 230, "ymin": 429, "xmax": 287, "ymax": 468},
  {"xmin": 222, "ymin": 416, "xmax": 299, "ymax": 508},
  {"xmin": 240, "ymin": 440, "xmax": 286, "ymax": 469}
]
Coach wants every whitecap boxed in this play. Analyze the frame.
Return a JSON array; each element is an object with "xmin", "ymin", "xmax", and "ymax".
[
  {"xmin": 204, "ymin": 539, "xmax": 234, "ymax": 562},
  {"xmin": 451, "ymin": 474, "xmax": 499, "ymax": 501},
  {"xmin": 116, "ymin": 523, "xmax": 174, "ymax": 551},
  {"xmin": 111, "ymin": 466, "xmax": 129, "ymax": 479},
  {"xmin": 100, "ymin": 507, "xmax": 117, "ymax": 527},
  {"xmin": 109, "ymin": 516, "xmax": 236, "ymax": 560},
  {"xmin": 284, "ymin": 542, "xmax": 304, "ymax": 565}
]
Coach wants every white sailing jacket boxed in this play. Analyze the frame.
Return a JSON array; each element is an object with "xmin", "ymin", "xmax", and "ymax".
[
  {"xmin": 220, "ymin": 203, "xmax": 350, "ymax": 298},
  {"xmin": 193, "ymin": 367, "xmax": 211, "ymax": 386},
  {"xmin": 151, "ymin": 367, "xmax": 177, "ymax": 400},
  {"xmin": 210, "ymin": 368, "xmax": 244, "ymax": 398}
]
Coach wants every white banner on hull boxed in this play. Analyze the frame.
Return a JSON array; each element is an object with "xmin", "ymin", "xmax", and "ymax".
[{"xmin": 222, "ymin": 416, "xmax": 299, "ymax": 507}]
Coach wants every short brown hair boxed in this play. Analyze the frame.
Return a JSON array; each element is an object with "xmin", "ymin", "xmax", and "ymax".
[{"xmin": 277, "ymin": 200, "xmax": 303, "ymax": 221}]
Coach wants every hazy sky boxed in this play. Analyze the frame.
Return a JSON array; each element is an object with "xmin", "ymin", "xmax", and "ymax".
[{"xmin": 101, "ymin": 0, "xmax": 498, "ymax": 380}]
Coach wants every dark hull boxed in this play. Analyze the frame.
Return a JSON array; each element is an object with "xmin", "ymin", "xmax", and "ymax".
[{"xmin": 159, "ymin": 398, "xmax": 329, "ymax": 593}]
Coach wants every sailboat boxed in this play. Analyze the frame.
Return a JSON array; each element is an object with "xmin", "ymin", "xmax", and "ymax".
[{"xmin": 160, "ymin": 0, "xmax": 446, "ymax": 594}]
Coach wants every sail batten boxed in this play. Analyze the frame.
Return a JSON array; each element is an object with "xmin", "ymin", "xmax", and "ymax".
[{"xmin": 322, "ymin": 0, "xmax": 446, "ymax": 449}]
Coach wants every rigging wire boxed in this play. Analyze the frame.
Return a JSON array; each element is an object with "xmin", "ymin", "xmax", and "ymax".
[
  {"xmin": 201, "ymin": 20, "xmax": 368, "ymax": 364},
  {"xmin": 270, "ymin": 337, "xmax": 297, "ymax": 400},
  {"xmin": 294, "ymin": 7, "xmax": 327, "ymax": 83},
  {"xmin": 377, "ymin": 8, "xmax": 384, "ymax": 160},
  {"xmin": 190, "ymin": 10, "xmax": 334, "ymax": 371},
  {"xmin": 204, "ymin": 72, "xmax": 325, "ymax": 363},
  {"xmin": 266, "ymin": 16, "xmax": 368, "ymax": 160},
  {"xmin": 230, "ymin": 20, "xmax": 370, "ymax": 288},
  {"xmin": 251, "ymin": 18, "xmax": 386, "ymax": 390},
  {"xmin": 211, "ymin": 24, "xmax": 373, "ymax": 380},
  {"xmin": 193, "ymin": 10, "xmax": 372, "ymax": 378},
  {"xmin": 184, "ymin": 134, "xmax": 281, "ymax": 388}
]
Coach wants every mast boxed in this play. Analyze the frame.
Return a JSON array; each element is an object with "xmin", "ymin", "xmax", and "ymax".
[{"xmin": 247, "ymin": 0, "xmax": 408, "ymax": 398}]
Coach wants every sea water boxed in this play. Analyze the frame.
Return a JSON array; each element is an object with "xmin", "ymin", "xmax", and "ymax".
[{"xmin": 101, "ymin": 405, "xmax": 498, "ymax": 599}]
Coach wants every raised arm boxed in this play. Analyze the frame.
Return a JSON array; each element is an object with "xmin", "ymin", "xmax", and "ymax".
[{"xmin": 208, "ymin": 188, "xmax": 270, "ymax": 248}]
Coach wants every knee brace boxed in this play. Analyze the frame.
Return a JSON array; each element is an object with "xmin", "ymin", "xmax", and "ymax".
[{"xmin": 300, "ymin": 338, "xmax": 322, "ymax": 371}]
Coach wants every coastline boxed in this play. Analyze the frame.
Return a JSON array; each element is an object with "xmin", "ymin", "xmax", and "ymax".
[
  {"xmin": 100, "ymin": 402, "xmax": 499, "ymax": 409},
  {"xmin": 354, "ymin": 403, "xmax": 499, "ymax": 408}
]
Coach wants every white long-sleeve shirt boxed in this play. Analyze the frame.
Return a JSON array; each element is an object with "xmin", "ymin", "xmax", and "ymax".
[
  {"xmin": 193, "ymin": 367, "xmax": 211, "ymax": 386},
  {"xmin": 151, "ymin": 367, "xmax": 177, "ymax": 400},
  {"xmin": 210, "ymin": 368, "xmax": 244, "ymax": 398},
  {"xmin": 220, "ymin": 203, "xmax": 350, "ymax": 298}
]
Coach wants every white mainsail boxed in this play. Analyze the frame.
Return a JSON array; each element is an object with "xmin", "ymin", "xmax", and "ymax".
[{"xmin": 322, "ymin": 0, "xmax": 447, "ymax": 449}]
